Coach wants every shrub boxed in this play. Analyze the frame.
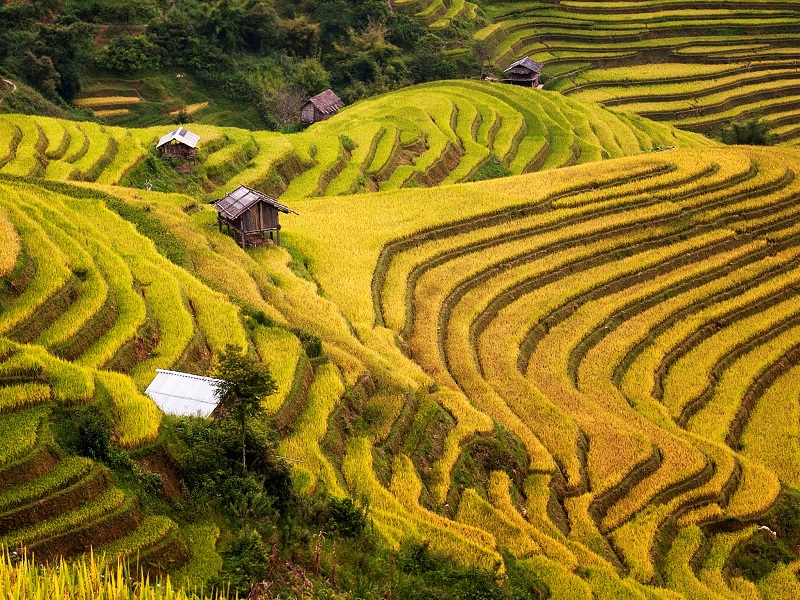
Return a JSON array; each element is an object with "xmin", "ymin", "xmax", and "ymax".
[
  {"xmin": 722, "ymin": 116, "xmax": 774, "ymax": 146},
  {"xmin": 328, "ymin": 496, "xmax": 366, "ymax": 539},
  {"xmin": 292, "ymin": 329, "xmax": 322, "ymax": 358},
  {"xmin": 75, "ymin": 408, "xmax": 112, "ymax": 461}
]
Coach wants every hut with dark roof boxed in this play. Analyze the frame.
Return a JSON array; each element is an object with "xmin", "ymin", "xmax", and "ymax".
[
  {"xmin": 300, "ymin": 89, "xmax": 345, "ymax": 124},
  {"xmin": 214, "ymin": 185, "xmax": 297, "ymax": 248},
  {"xmin": 156, "ymin": 127, "xmax": 200, "ymax": 160},
  {"xmin": 502, "ymin": 57, "xmax": 543, "ymax": 87}
]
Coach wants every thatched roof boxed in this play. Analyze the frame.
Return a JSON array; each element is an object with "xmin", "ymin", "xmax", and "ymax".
[
  {"xmin": 504, "ymin": 56, "xmax": 543, "ymax": 73},
  {"xmin": 156, "ymin": 127, "xmax": 200, "ymax": 149},
  {"xmin": 305, "ymin": 89, "xmax": 345, "ymax": 115},
  {"xmin": 214, "ymin": 185, "xmax": 297, "ymax": 221}
]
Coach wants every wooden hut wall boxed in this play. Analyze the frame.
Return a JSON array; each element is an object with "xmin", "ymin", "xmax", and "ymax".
[
  {"xmin": 301, "ymin": 104, "xmax": 315, "ymax": 123},
  {"xmin": 231, "ymin": 203, "xmax": 279, "ymax": 233}
]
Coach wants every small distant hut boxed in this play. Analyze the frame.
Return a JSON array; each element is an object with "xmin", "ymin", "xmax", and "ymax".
[
  {"xmin": 156, "ymin": 127, "xmax": 200, "ymax": 160},
  {"xmin": 502, "ymin": 57, "xmax": 543, "ymax": 87},
  {"xmin": 214, "ymin": 184, "xmax": 297, "ymax": 249},
  {"xmin": 300, "ymin": 89, "xmax": 345, "ymax": 124}
]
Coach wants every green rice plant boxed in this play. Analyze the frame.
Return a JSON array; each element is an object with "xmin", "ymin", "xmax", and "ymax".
[
  {"xmin": 518, "ymin": 555, "xmax": 592, "ymax": 600},
  {"xmin": 95, "ymin": 515, "xmax": 175, "ymax": 559},
  {"xmin": 173, "ymin": 523, "xmax": 223, "ymax": 587},
  {"xmin": 67, "ymin": 122, "xmax": 113, "ymax": 181},
  {"xmin": 278, "ymin": 363, "xmax": 345, "ymax": 496},
  {"xmin": 489, "ymin": 471, "xmax": 578, "ymax": 567},
  {"xmin": 36, "ymin": 116, "xmax": 70, "ymax": 161},
  {"xmin": 75, "ymin": 238, "xmax": 146, "ymax": 369},
  {"xmin": 455, "ymin": 488, "xmax": 541, "ymax": 557},
  {"xmin": 664, "ymin": 526, "xmax": 727, "ymax": 599},
  {"xmin": 0, "ymin": 549, "xmax": 225, "ymax": 599},
  {"xmin": 324, "ymin": 123, "xmax": 384, "ymax": 195},
  {"xmin": 366, "ymin": 125, "xmax": 399, "ymax": 177},
  {"xmin": 45, "ymin": 123, "xmax": 89, "ymax": 180},
  {"xmin": 686, "ymin": 320, "xmax": 800, "ymax": 444},
  {"xmin": 10, "ymin": 344, "xmax": 96, "ymax": 404},
  {"xmin": 251, "ymin": 326, "xmax": 303, "ymax": 413},
  {"xmin": 427, "ymin": 389, "xmax": 493, "ymax": 503},
  {"xmin": 740, "ymin": 364, "xmax": 800, "ymax": 487},
  {"xmin": 582, "ymin": 564, "xmax": 656, "ymax": 600},
  {"xmin": 387, "ymin": 453, "xmax": 501, "ymax": 567},
  {"xmin": 95, "ymin": 129, "xmax": 146, "ymax": 185},
  {"xmin": 0, "ymin": 116, "xmax": 43, "ymax": 177},
  {"xmin": 2, "ymin": 488, "xmax": 126, "ymax": 548},
  {"xmin": 0, "ymin": 407, "xmax": 45, "ymax": 467},
  {"xmin": 363, "ymin": 391, "xmax": 405, "ymax": 443},
  {"xmin": 13, "ymin": 188, "xmax": 109, "ymax": 350},
  {"xmin": 610, "ymin": 504, "xmax": 670, "ymax": 583},
  {"xmin": 0, "ymin": 456, "xmax": 93, "ymax": 513},
  {"xmin": 564, "ymin": 493, "xmax": 609, "ymax": 558},
  {"xmin": 0, "ymin": 119, "xmax": 20, "ymax": 168},
  {"xmin": 758, "ymin": 562, "xmax": 800, "ymax": 600},
  {"xmin": 698, "ymin": 525, "xmax": 757, "ymax": 597},
  {"xmin": 0, "ymin": 206, "xmax": 20, "ymax": 277},
  {"xmin": 96, "ymin": 371, "xmax": 161, "ymax": 448},
  {"xmin": 126, "ymin": 258, "xmax": 194, "ymax": 387},
  {"xmin": 0, "ymin": 195, "xmax": 71, "ymax": 336},
  {"xmin": 723, "ymin": 455, "xmax": 781, "ymax": 521},
  {"xmin": 210, "ymin": 131, "xmax": 295, "ymax": 199},
  {"xmin": 0, "ymin": 383, "xmax": 50, "ymax": 412}
]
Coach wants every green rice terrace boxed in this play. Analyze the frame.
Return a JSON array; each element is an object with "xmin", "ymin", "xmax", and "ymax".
[
  {"xmin": 401, "ymin": 0, "xmax": 800, "ymax": 145},
  {"xmin": 4, "ymin": 67, "xmax": 800, "ymax": 600},
  {"xmin": 0, "ymin": 82, "xmax": 710, "ymax": 198}
]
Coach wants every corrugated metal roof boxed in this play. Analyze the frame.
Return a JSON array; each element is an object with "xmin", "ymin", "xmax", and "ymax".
[
  {"xmin": 156, "ymin": 127, "xmax": 201, "ymax": 149},
  {"xmin": 145, "ymin": 369, "xmax": 223, "ymax": 417},
  {"xmin": 307, "ymin": 89, "xmax": 345, "ymax": 115},
  {"xmin": 504, "ymin": 56, "xmax": 543, "ymax": 73},
  {"xmin": 214, "ymin": 184, "xmax": 298, "ymax": 221}
]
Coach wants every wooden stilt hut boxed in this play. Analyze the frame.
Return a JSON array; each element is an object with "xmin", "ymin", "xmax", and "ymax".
[
  {"xmin": 300, "ymin": 89, "xmax": 345, "ymax": 124},
  {"xmin": 213, "ymin": 185, "xmax": 297, "ymax": 249},
  {"xmin": 156, "ymin": 127, "xmax": 200, "ymax": 160},
  {"xmin": 502, "ymin": 57, "xmax": 543, "ymax": 87}
]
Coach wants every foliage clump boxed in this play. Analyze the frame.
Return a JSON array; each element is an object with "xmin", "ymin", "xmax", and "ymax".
[{"xmin": 721, "ymin": 116, "xmax": 774, "ymax": 146}]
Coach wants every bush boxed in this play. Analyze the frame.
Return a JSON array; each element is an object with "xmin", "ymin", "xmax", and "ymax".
[
  {"xmin": 75, "ymin": 409, "xmax": 112, "ymax": 462},
  {"xmin": 328, "ymin": 497, "xmax": 366, "ymax": 539},
  {"xmin": 292, "ymin": 329, "xmax": 322, "ymax": 359},
  {"xmin": 721, "ymin": 116, "xmax": 774, "ymax": 146},
  {"xmin": 97, "ymin": 35, "xmax": 160, "ymax": 72}
]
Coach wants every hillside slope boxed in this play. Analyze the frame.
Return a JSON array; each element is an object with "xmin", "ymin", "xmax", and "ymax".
[
  {"xmin": 450, "ymin": 0, "xmax": 800, "ymax": 144},
  {"xmin": 0, "ymin": 81, "xmax": 713, "ymax": 200},
  {"xmin": 3, "ymin": 138, "xmax": 800, "ymax": 595}
]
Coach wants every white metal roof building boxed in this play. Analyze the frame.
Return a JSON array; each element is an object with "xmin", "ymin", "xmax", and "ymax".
[
  {"xmin": 145, "ymin": 369, "xmax": 223, "ymax": 418},
  {"xmin": 156, "ymin": 127, "xmax": 200, "ymax": 149}
]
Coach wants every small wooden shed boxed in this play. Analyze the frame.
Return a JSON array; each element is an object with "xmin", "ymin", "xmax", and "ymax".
[
  {"xmin": 156, "ymin": 127, "xmax": 200, "ymax": 160},
  {"xmin": 502, "ymin": 56, "xmax": 543, "ymax": 88},
  {"xmin": 214, "ymin": 185, "xmax": 297, "ymax": 248},
  {"xmin": 300, "ymin": 89, "xmax": 345, "ymax": 124}
]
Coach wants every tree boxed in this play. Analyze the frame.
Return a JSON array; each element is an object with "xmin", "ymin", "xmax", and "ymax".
[
  {"xmin": 721, "ymin": 116, "xmax": 774, "ymax": 146},
  {"xmin": 213, "ymin": 344, "xmax": 277, "ymax": 469}
]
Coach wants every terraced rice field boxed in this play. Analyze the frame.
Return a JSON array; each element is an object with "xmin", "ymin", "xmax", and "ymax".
[
  {"xmin": 0, "ymin": 82, "xmax": 712, "ymax": 197},
  {"xmin": 1, "ymin": 80, "xmax": 800, "ymax": 594},
  {"xmin": 287, "ymin": 144, "xmax": 800, "ymax": 595},
  {"xmin": 453, "ymin": 0, "xmax": 800, "ymax": 144}
]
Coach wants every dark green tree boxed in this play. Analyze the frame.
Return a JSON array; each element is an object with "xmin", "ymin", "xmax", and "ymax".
[
  {"xmin": 722, "ymin": 116, "xmax": 774, "ymax": 146},
  {"xmin": 213, "ymin": 344, "xmax": 277, "ymax": 469}
]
